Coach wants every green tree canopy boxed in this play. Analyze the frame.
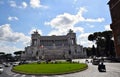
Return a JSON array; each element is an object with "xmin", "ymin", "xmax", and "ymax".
[
  {"xmin": 88, "ymin": 34, "xmax": 95, "ymax": 41},
  {"xmin": 0, "ymin": 52, "xmax": 5, "ymax": 55},
  {"xmin": 14, "ymin": 51, "xmax": 24, "ymax": 56},
  {"xmin": 88, "ymin": 30, "xmax": 115, "ymax": 57}
]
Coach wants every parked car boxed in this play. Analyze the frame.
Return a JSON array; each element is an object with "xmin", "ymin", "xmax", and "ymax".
[
  {"xmin": 19, "ymin": 61, "xmax": 29, "ymax": 65},
  {"xmin": 66, "ymin": 58, "xmax": 72, "ymax": 63},
  {"xmin": 0, "ymin": 65, "xmax": 3, "ymax": 74},
  {"xmin": 4, "ymin": 63, "xmax": 10, "ymax": 67},
  {"xmin": 13, "ymin": 62, "xmax": 20, "ymax": 66}
]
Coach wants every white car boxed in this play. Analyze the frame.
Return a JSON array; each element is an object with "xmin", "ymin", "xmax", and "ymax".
[
  {"xmin": 13, "ymin": 62, "xmax": 20, "ymax": 66},
  {"xmin": 0, "ymin": 66, "xmax": 3, "ymax": 73},
  {"xmin": 4, "ymin": 63, "xmax": 11, "ymax": 67}
]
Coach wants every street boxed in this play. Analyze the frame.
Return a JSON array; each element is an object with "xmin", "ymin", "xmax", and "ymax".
[{"xmin": 0, "ymin": 59, "xmax": 120, "ymax": 77}]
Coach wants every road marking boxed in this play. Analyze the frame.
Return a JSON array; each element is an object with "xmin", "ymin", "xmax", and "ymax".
[
  {"xmin": 58, "ymin": 76, "xmax": 64, "ymax": 77},
  {"xmin": 31, "ymin": 76, "xmax": 36, "ymax": 77},
  {"xmin": 6, "ymin": 72, "xmax": 14, "ymax": 76},
  {"xmin": 14, "ymin": 74, "xmax": 20, "ymax": 77},
  {"xmin": 21, "ymin": 75, "xmax": 26, "ymax": 77}
]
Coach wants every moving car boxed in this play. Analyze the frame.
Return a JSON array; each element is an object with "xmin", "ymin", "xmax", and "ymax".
[{"xmin": 92, "ymin": 59, "xmax": 100, "ymax": 65}]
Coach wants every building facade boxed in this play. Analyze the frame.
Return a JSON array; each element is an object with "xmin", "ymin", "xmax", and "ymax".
[
  {"xmin": 22, "ymin": 30, "xmax": 85, "ymax": 60},
  {"xmin": 108, "ymin": 0, "xmax": 120, "ymax": 58}
]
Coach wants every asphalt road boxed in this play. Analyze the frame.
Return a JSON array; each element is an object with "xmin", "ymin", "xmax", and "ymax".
[{"xmin": 0, "ymin": 59, "xmax": 120, "ymax": 77}]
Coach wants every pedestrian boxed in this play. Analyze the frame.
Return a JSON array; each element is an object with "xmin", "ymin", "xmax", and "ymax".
[{"xmin": 85, "ymin": 59, "xmax": 89, "ymax": 63}]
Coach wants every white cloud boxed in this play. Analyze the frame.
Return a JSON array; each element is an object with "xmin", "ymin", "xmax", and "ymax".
[
  {"xmin": 85, "ymin": 18, "xmax": 105, "ymax": 22},
  {"xmin": 9, "ymin": 1, "xmax": 27, "ymax": 9},
  {"xmin": 8, "ymin": 16, "xmax": 19, "ymax": 21},
  {"xmin": 0, "ymin": 44, "xmax": 22, "ymax": 54},
  {"xmin": 30, "ymin": 0, "xmax": 40, "ymax": 8},
  {"xmin": 30, "ymin": 0, "xmax": 48, "ymax": 9},
  {"xmin": 45, "ymin": 7, "xmax": 104, "ymax": 36},
  {"xmin": 9, "ymin": 1, "xmax": 17, "ymax": 8},
  {"xmin": 104, "ymin": 25, "xmax": 111, "ymax": 31},
  {"xmin": 20, "ymin": 2, "xmax": 28, "ymax": 8},
  {"xmin": 78, "ymin": 33, "xmax": 93, "ymax": 47},
  {"xmin": 0, "ymin": 24, "xmax": 30, "ymax": 44},
  {"xmin": 45, "ymin": 13, "xmax": 77, "ymax": 29},
  {"xmin": 0, "ymin": 24, "xmax": 31, "ymax": 54},
  {"xmin": 9, "ymin": 0, "xmax": 48, "ymax": 9}
]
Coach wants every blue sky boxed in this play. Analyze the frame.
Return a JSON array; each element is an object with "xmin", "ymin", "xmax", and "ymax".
[{"xmin": 0, "ymin": 0, "xmax": 111, "ymax": 54}]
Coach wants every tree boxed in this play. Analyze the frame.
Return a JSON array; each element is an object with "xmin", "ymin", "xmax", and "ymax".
[
  {"xmin": 102, "ymin": 31, "xmax": 114, "ymax": 57},
  {"xmin": 88, "ymin": 34, "xmax": 96, "ymax": 57},
  {"xmin": 88, "ymin": 30, "xmax": 115, "ymax": 57},
  {"xmin": 85, "ymin": 47, "xmax": 92, "ymax": 57},
  {"xmin": 88, "ymin": 34, "xmax": 95, "ymax": 42},
  {"xmin": 14, "ymin": 51, "xmax": 25, "ymax": 61},
  {"xmin": 14, "ymin": 51, "xmax": 23, "ymax": 56},
  {"xmin": 92, "ymin": 45, "xmax": 96, "ymax": 57},
  {"xmin": 0, "ymin": 52, "xmax": 5, "ymax": 55},
  {"xmin": 0, "ymin": 52, "xmax": 6, "ymax": 62},
  {"xmin": 5, "ymin": 53, "xmax": 13, "ymax": 62}
]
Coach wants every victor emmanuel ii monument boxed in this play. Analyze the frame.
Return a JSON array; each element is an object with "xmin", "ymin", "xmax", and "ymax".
[{"xmin": 22, "ymin": 29, "xmax": 86, "ymax": 60}]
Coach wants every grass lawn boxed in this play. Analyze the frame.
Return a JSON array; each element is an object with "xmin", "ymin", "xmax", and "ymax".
[{"xmin": 12, "ymin": 62, "xmax": 88, "ymax": 75}]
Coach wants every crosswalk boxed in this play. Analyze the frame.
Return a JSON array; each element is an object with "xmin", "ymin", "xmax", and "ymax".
[
  {"xmin": 5, "ymin": 70, "xmax": 65, "ymax": 77},
  {"xmin": 20, "ymin": 75, "xmax": 26, "ymax": 77},
  {"xmin": 7, "ymin": 73, "xmax": 64, "ymax": 77},
  {"xmin": 12, "ymin": 74, "xmax": 38, "ymax": 77},
  {"xmin": 11, "ymin": 74, "xmax": 36, "ymax": 77},
  {"xmin": 5, "ymin": 69, "xmax": 64, "ymax": 77},
  {"xmin": 13, "ymin": 74, "xmax": 20, "ymax": 77}
]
